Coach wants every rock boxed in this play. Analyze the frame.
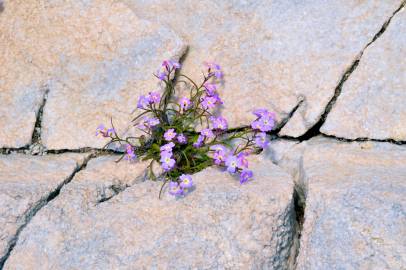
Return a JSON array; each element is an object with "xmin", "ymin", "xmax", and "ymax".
[
  {"xmin": 0, "ymin": 154, "xmax": 86, "ymax": 264},
  {"xmin": 1, "ymin": 0, "xmax": 186, "ymax": 150},
  {"xmin": 123, "ymin": 0, "xmax": 402, "ymax": 136},
  {"xmin": 293, "ymin": 138, "xmax": 406, "ymax": 269},
  {"xmin": 321, "ymin": 8, "xmax": 406, "ymax": 141},
  {"xmin": 0, "ymin": 2, "xmax": 46, "ymax": 148},
  {"xmin": 4, "ymin": 155, "xmax": 296, "ymax": 269}
]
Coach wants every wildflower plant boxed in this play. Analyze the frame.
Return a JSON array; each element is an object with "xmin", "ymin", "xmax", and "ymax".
[{"xmin": 97, "ymin": 60, "xmax": 275, "ymax": 197}]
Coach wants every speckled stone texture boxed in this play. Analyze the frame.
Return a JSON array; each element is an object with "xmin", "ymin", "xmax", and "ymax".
[
  {"xmin": 4, "ymin": 155, "xmax": 296, "ymax": 270},
  {"xmin": 123, "ymin": 0, "xmax": 402, "ymax": 136},
  {"xmin": 0, "ymin": 0, "xmax": 186, "ymax": 150},
  {"xmin": 0, "ymin": 1, "xmax": 46, "ymax": 148},
  {"xmin": 0, "ymin": 154, "xmax": 86, "ymax": 262},
  {"xmin": 321, "ymin": 8, "xmax": 406, "ymax": 141},
  {"xmin": 267, "ymin": 138, "xmax": 406, "ymax": 270}
]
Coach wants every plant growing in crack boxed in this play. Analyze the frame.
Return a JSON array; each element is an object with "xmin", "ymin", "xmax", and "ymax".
[{"xmin": 96, "ymin": 60, "xmax": 275, "ymax": 198}]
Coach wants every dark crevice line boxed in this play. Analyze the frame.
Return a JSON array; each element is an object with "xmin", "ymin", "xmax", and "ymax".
[
  {"xmin": 320, "ymin": 133, "xmax": 406, "ymax": 145},
  {"xmin": 31, "ymin": 88, "xmax": 49, "ymax": 145},
  {"xmin": 271, "ymin": 99, "xmax": 304, "ymax": 135},
  {"xmin": 0, "ymin": 147, "xmax": 123, "ymax": 156},
  {"xmin": 291, "ymin": 1, "xmax": 406, "ymax": 142},
  {"xmin": 46, "ymin": 148, "xmax": 123, "ymax": 155},
  {"xmin": 96, "ymin": 183, "xmax": 132, "ymax": 205},
  {"xmin": 290, "ymin": 184, "xmax": 306, "ymax": 269},
  {"xmin": 0, "ymin": 154, "xmax": 96, "ymax": 269}
]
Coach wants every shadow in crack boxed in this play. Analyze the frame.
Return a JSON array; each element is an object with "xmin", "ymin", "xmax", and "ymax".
[{"xmin": 0, "ymin": 1, "xmax": 4, "ymax": 13}]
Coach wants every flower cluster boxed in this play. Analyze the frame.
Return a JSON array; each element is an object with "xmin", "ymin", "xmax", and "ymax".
[{"xmin": 97, "ymin": 60, "xmax": 275, "ymax": 198}]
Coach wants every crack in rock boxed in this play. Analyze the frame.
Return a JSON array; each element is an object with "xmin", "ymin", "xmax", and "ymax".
[
  {"xmin": 271, "ymin": 99, "xmax": 304, "ymax": 135},
  {"xmin": 284, "ymin": 157, "xmax": 307, "ymax": 270},
  {"xmin": 290, "ymin": 1, "xmax": 406, "ymax": 142},
  {"xmin": 320, "ymin": 134, "xmax": 406, "ymax": 146},
  {"xmin": 0, "ymin": 154, "xmax": 97, "ymax": 269},
  {"xmin": 31, "ymin": 88, "xmax": 49, "ymax": 145}
]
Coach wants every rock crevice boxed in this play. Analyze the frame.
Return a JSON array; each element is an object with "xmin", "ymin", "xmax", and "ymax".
[
  {"xmin": 0, "ymin": 154, "xmax": 96, "ymax": 269},
  {"xmin": 287, "ymin": 1, "xmax": 406, "ymax": 142}
]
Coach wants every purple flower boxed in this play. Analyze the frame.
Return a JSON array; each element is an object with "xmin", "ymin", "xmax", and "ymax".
[
  {"xmin": 253, "ymin": 109, "xmax": 274, "ymax": 118},
  {"xmin": 255, "ymin": 132, "xmax": 269, "ymax": 148},
  {"xmin": 200, "ymin": 128, "xmax": 214, "ymax": 139},
  {"xmin": 147, "ymin": 117, "xmax": 160, "ymax": 127},
  {"xmin": 251, "ymin": 109, "xmax": 275, "ymax": 132},
  {"xmin": 251, "ymin": 120, "xmax": 262, "ymax": 130},
  {"xmin": 212, "ymin": 93, "xmax": 223, "ymax": 105},
  {"xmin": 204, "ymin": 61, "xmax": 223, "ymax": 78},
  {"xmin": 203, "ymin": 82, "xmax": 217, "ymax": 96},
  {"xmin": 96, "ymin": 124, "xmax": 115, "ymax": 138},
  {"xmin": 95, "ymin": 124, "xmax": 106, "ymax": 136},
  {"xmin": 210, "ymin": 116, "xmax": 228, "ymax": 130},
  {"xmin": 148, "ymin": 92, "xmax": 161, "ymax": 104},
  {"xmin": 177, "ymin": 134, "xmax": 187, "ymax": 144},
  {"xmin": 156, "ymin": 60, "xmax": 181, "ymax": 81},
  {"xmin": 124, "ymin": 144, "xmax": 137, "ymax": 161},
  {"xmin": 237, "ymin": 152, "xmax": 249, "ymax": 168},
  {"xmin": 156, "ymin": 70, "xmax": 166, "ymax": 81},
  {"xmin": 137, "ymin": 95, "xmax": 150, "ymax": 109},
  {"xmin": 213, "ymin": 150, "xmax": 227, "ymax": 165},
  {"xmin": 257, "ymin": 115, "xmax": 275, "ymax": 132},
  {"xmin": 164, "ymin": 129, "xmax": 177, "ymax": 141},
  {"xmin": 160, "ymin": 151, "xmax": 176, "ymax": 171},
  {"xmin": 160, "ymin": 142, "xmax": 175, "ymax": 153},
  {"xmin": 179, "ymin": 174, "xmax": 193, "ymax": 189},
  {"xmin": 193, "ymin": 134, "xmax": 204, "ymax": 148},
  {"xmin": 137, "ymin": 117, "xmax": 159, "ymax": 130},
  {"xmin": 179, "ymin": 97, "xmax": 191, "ymax": 111},
  {"xmin": 162, "ymin": 60, "xmax": 181, "ymax": 70},
  {"xmin": 225, "ymin": 155, "xmax": 238, "ymax": 173},
  {"xmin": 168, "ymin": 181, "xmax": 183, "ymax": 196},
  {"xmin": 201, "ymin": 96, "xmax": 218, "ymax": 110},
  {"xmin": 210, "ymin": 144, "xmax": 227, "ymax": 152},
  {"xmin": 239, "ymin": 169, "xmax": 253, "ymax": 184}
]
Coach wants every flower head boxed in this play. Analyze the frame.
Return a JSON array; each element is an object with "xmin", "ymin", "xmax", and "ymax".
[
  {"xmin": 169, "ymin": 181, "xmax": 183, "ymax": 196},
  {"xmin": 210, "ymin": 144, "xmax": 227, "ymax": 152},
  {"xmin": 193, "ymin": 134, "xmax": 205, "ymax": 148},
  {"xmin": 225, "ymin": 155, "xmax": 238, "ymax": 173},
  {"xmin": 137, "ymin": 117, "xmax": 159, "ymax": 130},
  {"xmin": 201, "ymin": 96, "xmax": 218, "ymax": 110},
  {"xmin": 160, "ymin": 142, "xmax": 175, "ymax": 153},
  {"xmin": 251, "ymin": 115, "xmax": 275, "ymax": 132},
  {"xmin": 255, "ymin": 132, "xmax": 269, "ymax": 148},
  {"xmin": 148, "ymin": 91, "xmax": 161, "ymax": 104},
  {"xmin": 251, "ymin": 109, "xmax": 275, "ymax": 132},
  {"xmin": 204, "ymin": 61, "xmax": 223, "ymax": 78},
  {"xmin": 96, "ymin": 124, "xmax": 115, "ymax": 138},
  {"xmin": 156, "ymin": 60, "xmax": 181, "ymax": 81},
  {"xmin": 164, "ymin": 129, "xmax": 177, "ymax": 141},
  {"xmin": 177, "ymin": 134, "xmax": 187, "ymax": 144},
  {"xmin": 137, "ymin": 95, "xmax": 150, "ymax": 109},
  {"xmin": 160, "ymin": 151, "xmax": 176, "ymax": 171},
  {"xmin": 203, "ymin": 82, "xmax": 217, "ymax": 96},
  {"xmin": 253, "ymin": 109, "xmax": 274, "ymax": 118},
  {"xmin": 200, "ymin": 128, "xmax": 214, "ymax": 139},
  {"xmin": 124, "ymin": 144, "xmax": 137, "ymax": 161},
  {"xmin": 240, "ymin": 169, "xmax": 253, "ymax": 184},
  {"xmin": 179, "ymin": 174, "xmax": 193, "ymax": 189},
  {"xmin": 179, "ymin": 97, "xmax": 191, "ymax": 111},
  {"xmin": 213, "ymin": 149, "xmax": 227, "ymax": 165},
  {"xmin": 162, "ymin": 60, "xmax": 181, "ymax": 70},
  {"xmin": 258, "ymin": 115, "xmax": 275, "ymax": 132},
  {"xmin": 237, "ymin": 152, "xmax": 249, "ymax": 168},
  {"xmin": 210, "ymin": 116, "xmax": 228, "ymax": 130}
]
